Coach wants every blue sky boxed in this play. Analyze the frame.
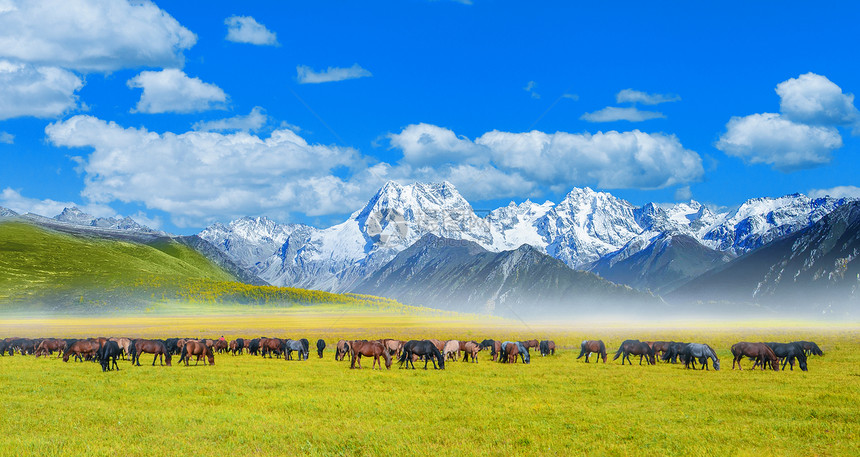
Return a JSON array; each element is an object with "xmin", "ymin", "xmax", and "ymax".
[{"xmin": 1, "ymin": 0, "xmax": 858, "ymax": 234}]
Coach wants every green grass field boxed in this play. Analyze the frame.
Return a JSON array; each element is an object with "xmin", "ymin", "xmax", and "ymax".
[{"xmin": 1, "ymin": 314, "xmax": 856, "ymax": 457}]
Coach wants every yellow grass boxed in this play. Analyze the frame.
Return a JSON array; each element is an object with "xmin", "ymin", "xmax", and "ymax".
[{"xmin": 0, "ymin": 310, "xmax": 857, "ymax": 457}]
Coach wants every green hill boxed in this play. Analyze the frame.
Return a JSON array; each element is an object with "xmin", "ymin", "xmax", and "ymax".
[{"xmin": 0, "ymin": 221, "xmax": 406, "ymax": 313}]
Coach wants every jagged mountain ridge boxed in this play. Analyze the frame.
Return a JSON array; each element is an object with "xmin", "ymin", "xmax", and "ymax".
[
  {"xmin": 199, "ymin": 181, "xmax": 853, "ymax": 293},
  {"xmin": 352, "ymin": 234, "xmax": 660, "ymax": 317},
  {"xmin": 669, "ymin": 201, "xmax": 860, "ymax": 314}
]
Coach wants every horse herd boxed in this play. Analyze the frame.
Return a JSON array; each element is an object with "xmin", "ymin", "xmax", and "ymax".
[
  {"xmin": 0, "ymin": 336, "xmax": 823, "ymax": 373},
  {"xmin": 576, "ymin": 339, "xmax": 824, "ymax": 371}
]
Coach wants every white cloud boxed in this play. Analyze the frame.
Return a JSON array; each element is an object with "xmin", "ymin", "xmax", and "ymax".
[
  {"xmin": 45, "ymin": 115, "xmax": 370, "ymax": 226},
  {"xmin": 127, "ymin": 69, "xmax": 227, "ymax": 114},
  {"xmin": 192, "ymin": 106, "xmax": 268, "ymax": 132},
  {"xmin": 476, "ymin": 129, "xmax": 702, "ymax": 189},
  {"xmin": 716, "ymin": 113, "xmax": 842, "ymax": 171},
  {"xmin": 674, "ymin": 185, "xmax": 692, "ymax": 201},
  {"xmin": 0, "ymin": 0, "xmax": 196, "ymax": 73},
  {"xmin": 0, "ymin": 131, "xmax": 13, "ymax": 144},
  {"xmin": 616, "ymin": 89, "xmax": 681, "ymax": 105},
  {"xmin": 0, "ymin": 60, "xmax": 82, "ymax": 120},
  {"xmin": 776, "ymin": 72, "xmax": 860, "ymax": 126},
  {"xmin": 0, "ymin": 187, "xmax": 115, "ymax": 218},
  {"xmin": 390, "ymin": 124, "xmax": 703, "ymax": 191},
  {"xmin": 580, "ymin": 106, "xmax": 665, "ymax": 122},
  {"xmin": 296, "ymin": 64, "xmax": 372, "ymax": 84},
  {"xmin": 524, "ymin": 81, "xmax": 540, "ymax": 99},
  {"xmin": 225, "ymin": 15, "xmax": 278, "ymax": 46},
  {"xmin": 808, "ymin": 185, "xmax": 860, "ymax": 200}
]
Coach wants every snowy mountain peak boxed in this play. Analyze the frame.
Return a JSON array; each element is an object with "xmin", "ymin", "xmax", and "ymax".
[
  {"xmin": 51, "ymin": 206, "xmax": 155, "ymax": 233},
  {"xmin": 55, "ymin": 207, "xmax": 93, "ymax": 225},
  {"xmin": 0, "ymin": 206, "xmax": 19, "ymax": 217}
]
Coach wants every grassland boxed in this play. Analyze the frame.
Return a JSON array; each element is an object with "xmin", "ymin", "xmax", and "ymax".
[{"xmin": 0, "ymin": 313, "xmax": 856, "ymax": 457}]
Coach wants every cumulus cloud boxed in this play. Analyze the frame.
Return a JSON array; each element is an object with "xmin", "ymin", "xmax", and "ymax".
[
  {"xmin": 0, "ymin": 0, "xmax": 196, "ymax": 73},
  {"xmin": 716, "ymin": 113, "xmax": 842, "ymax": 171},
  {"xmin": 192, "ymin": 106, "xmax": 268, "ymax": 132},
  {"xmin": 127, "ymin": 69, "xmax": 227, "ymax": 114},
  {"xmin": 718, "ymin": 73, "xmax": 858, "ymax": 171},
  {"xmin": 580, "ymin": 106, "xmax": 665, "ymax": 123},
  {"xmin": 45, "ymin": 115, "xmax": 372, "ymax": 226},
  {"xmin": 390, "ymin": 124, "xmax": 703, "ymax": 191},
  {"xmin": 296, "ymin": 64, "xmax": 372, "ymax": 84},
  {"xmin": 616, "ymin": 89, "xmax": 681, "ymax": 105},
  {"xmin": 808, "ymin": 185, "xmax": 860, "ymax": 200},
  {"xmin": 776, "ymin": 73, "xmax": 860, "ymax": 126},
  {"xmin": 0, "ymin": 187, "xmax": 116, "ymax": 218},
  {"xmin": 225, "ymin": 15, "xmax": 278, "ymax": 46},
  {"xmin": 0, "ymin": 60, "xmax": 82, "ymax": 120},
  {"xmin": 0, "ymin": 132, "xmax": 14, "ymax": 144}
]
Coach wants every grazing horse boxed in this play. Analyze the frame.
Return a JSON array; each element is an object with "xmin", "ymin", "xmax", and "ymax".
[
  {"xmin": 109, "ymin": 337, "xmax": 131, "ymax": 360},
  {"xmin": 442, "ymin": 340, "xmax": 460, "ymax": 361},
  {"xmin": 577, "ymin": 340, "xmax": 607, "ymax": 363},
  {"xmin": 230, "ymin": 338, "xmax": 245, "ymax": 355},
  {"xmin": 660, "ymin": 342, "xmax": 688, "ymax": 364},
  {"xmin": 180, "ymin": 340, "xmax": 215, "ymax": 366},
  {"xmin": 479, "ymin": 340, "xmax": 498, "ymax": 361},
  {"xmin": 381, "ymin": 339, "xmax": 404, "ymax": 358},
  {"xmin": 336, "ymin": 340, "xmax": 351, "ymax": 361},
  {"xmin": 539, "ymin": 340, "xmax": 556, "ymax": 356},
  {"xmin": 35, "ymin": 339, "xmax": 66, "ymax": 358},
  {"xmin": 132, "ymin": 339, "xmax": 172, "ymax": 366},
  {"xmin": 283, "ymin": 339, "xmax": 309, "ymax": 361},
  {"xmin": 730, "ymin": 342, "xmax": 779, "ymax": 371},
  {"xmin": 213, "ymin": 339, "xmax": 229, "ymax": 354},
  {"xmin": 793, "ymin": 341, "xmax": 824, "ymax": 357},
  {"xmin": 766, "ymin": 342, "xmax": 808, "ymax": 371},
  {"xmin": 650, "ymin": 341, "xmax": 672, "ymax": 362},
  {"xmin": 97, "ymin": 341, "xmax": 121, "ymax": 372},
  {"xmin": 260, "ymin": 338, "xmax": 284, "ymax": 358},
  {"xmin": 428, "ymin": 339, "xmax": 446, "ymax": 353},
  {"xmin": 350, "ymin": 340, "xmax": 391, "ymax": 370},
  {"xmin": 316, "ymin": 339, "xmax": 326, "ymax": 358},
  {"xmin": 682, "ymin": 343, "xmax": 720, "ymax": 371},
  {"xmin": 613, "ymin": 340, "xmax": 655, "ymax": 365},
  {"xmin": 516, "ymin": 342, "xmax": 531, "ymax": 364},
  {"xmin": 462, "ymin": 341, "xmax": 482, "ymax": 363},
  {"xmin": 398, "ymin": 340, "xmax": 445, "ymax": 370},
  {"xmin": 248, "ymin": 338, "xmax": 261, "ymax": 356},
  {"xmin": 63, "ymin": 339, "xmax": 100, "ymax": 362},
  {"xmin": 525, "ymin": 339, "xmax": 539, "ymax": 352},
  {"xmin": 501, "ymin": 342, "xmax": 519, "ymax": 363}
]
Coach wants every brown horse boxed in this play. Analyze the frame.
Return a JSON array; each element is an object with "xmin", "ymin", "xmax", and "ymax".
[
  {"xmin": 613, "ymin": 340, "xmax": 655, "ymax": 365},
  {"xmin": 650, "ymin": 341, "xmax": 671, "ymax": 362},
  {"xmin": 350, "ymin": 340, "xmax": 391, "ymax": 369},
  {"xmin": 577, "ymin": 340, "xmax": 607, "ymax": 363},
  {"xmin": 335, "ymin": 340, "xmax": 351, "ymax": 361},
  {"xmin": 462, "ymin": 341, "xmax": 482, "ymax": 363},
  {"xmin": 492, "ymin": 341, "xmax": 502, "ymax": 361},
  {"xmin": 731, "ymin": 342, "xmax": 779, "ymax": 371},
  {"xmin": 504, "ymin": 342, "xmax": 520, "ymax": 363},
  {"xmin": 35, "ymin": 339, "xmax": 66, "ymax": 358},
  {"xmin": 525, "ymin": 339, "xmax": 539, "ymax": 352},
  {"xmin": 62, "ymin": 339, "xmax": 99, "ymax": 362},
  {"xmin": 260, "ymin": 338, "xmax": 284, "ymax": 358},
  {"xmin": 213, "ymin": 339, "xmax": 228, "ymax": 354},
  {"xmin": 132, "ymin": 339, "xmax": 172, "ymax": 366},
  {"xmin": 428, "ymin": 339, "xmax": 445, "ymax": 352},
  {"xmin": 180, "ymin": 340, "xmax": 215, "ymax": 366}
]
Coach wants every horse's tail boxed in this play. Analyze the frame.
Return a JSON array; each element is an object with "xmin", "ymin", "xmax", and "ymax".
[
  {"xmin": 598, "ymin": 340, "xmax": 606, "ymax": 357},
  {"xmin": 180, "ymin": 344, "xmax": 187, "ymax": 363},
  {"xmin": 612, "ymin": 345, "xmax": 624, "ymax": 361}
]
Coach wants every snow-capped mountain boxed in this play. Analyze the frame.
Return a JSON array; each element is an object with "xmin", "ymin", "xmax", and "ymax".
[
  {"xmin": 198, "ymin": 181, "xmax": 855, "ymax": 293},
  {"xmin": 198, "ymin": 217, "xmax": 309, "ymax": 270},
  {"xmin": 0, "ymin": 206, "xmax": 18, "ymax": 217},
  {"xmin": 53, "ymin": 207, "xmax": 159, "ymax": 233}
]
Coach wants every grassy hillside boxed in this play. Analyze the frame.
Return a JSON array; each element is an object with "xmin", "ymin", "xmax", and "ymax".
[{"xmin": 0, "ymin": 221, "xmax": 408, "ymax": 313}]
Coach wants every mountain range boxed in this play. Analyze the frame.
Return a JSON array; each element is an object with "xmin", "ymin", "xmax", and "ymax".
[{"xmin": 3, "ymin": 181, "xmax": 856, "ymax": 316}]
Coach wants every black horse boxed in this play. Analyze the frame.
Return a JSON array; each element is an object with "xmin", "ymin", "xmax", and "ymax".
[
  {"xmin": 97, "ymin": 340, "xmax": 121, "ymax": 372},
  {"xmin": 766, "ymin": 342, "xmax": 809, "ymax": 371},
  {"xmin": 234, "ymin": 338, "xmax": 245, "ymax": 355},
  {"xmin": 793, "ymin": 341, "xmax": 824, "ymax": 357},
  {"xmin": 539, "ymin": 340, "xmax": 554, "ymax": 356},
  {"xmin": 479, "ymin": 339, "xmax": 497, "ymax": 358},
  {"xmin": 316, "ymin": 339, "xmax": 326, "ymax": 358},
  {"xmin": 248, "ymin": 338, "xmax": 261, "ymax": 356},
  {"xmin": 0, "ymin": 340, "xmax": 10, "ymax": 356},
  {"xmin": 398, "ymin": 340, "xmax": 445, "ymax": 370},
  {"xmin": 164, "ymin": 338, "xmax": 181, "ymax": 355},
  {"xmin": 613, "ymin": 339, "xmax": 655, "ymax": 365},
  {"xmin": 660, "ymin": 342, "xmax": 688, "ymax": 364}
]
